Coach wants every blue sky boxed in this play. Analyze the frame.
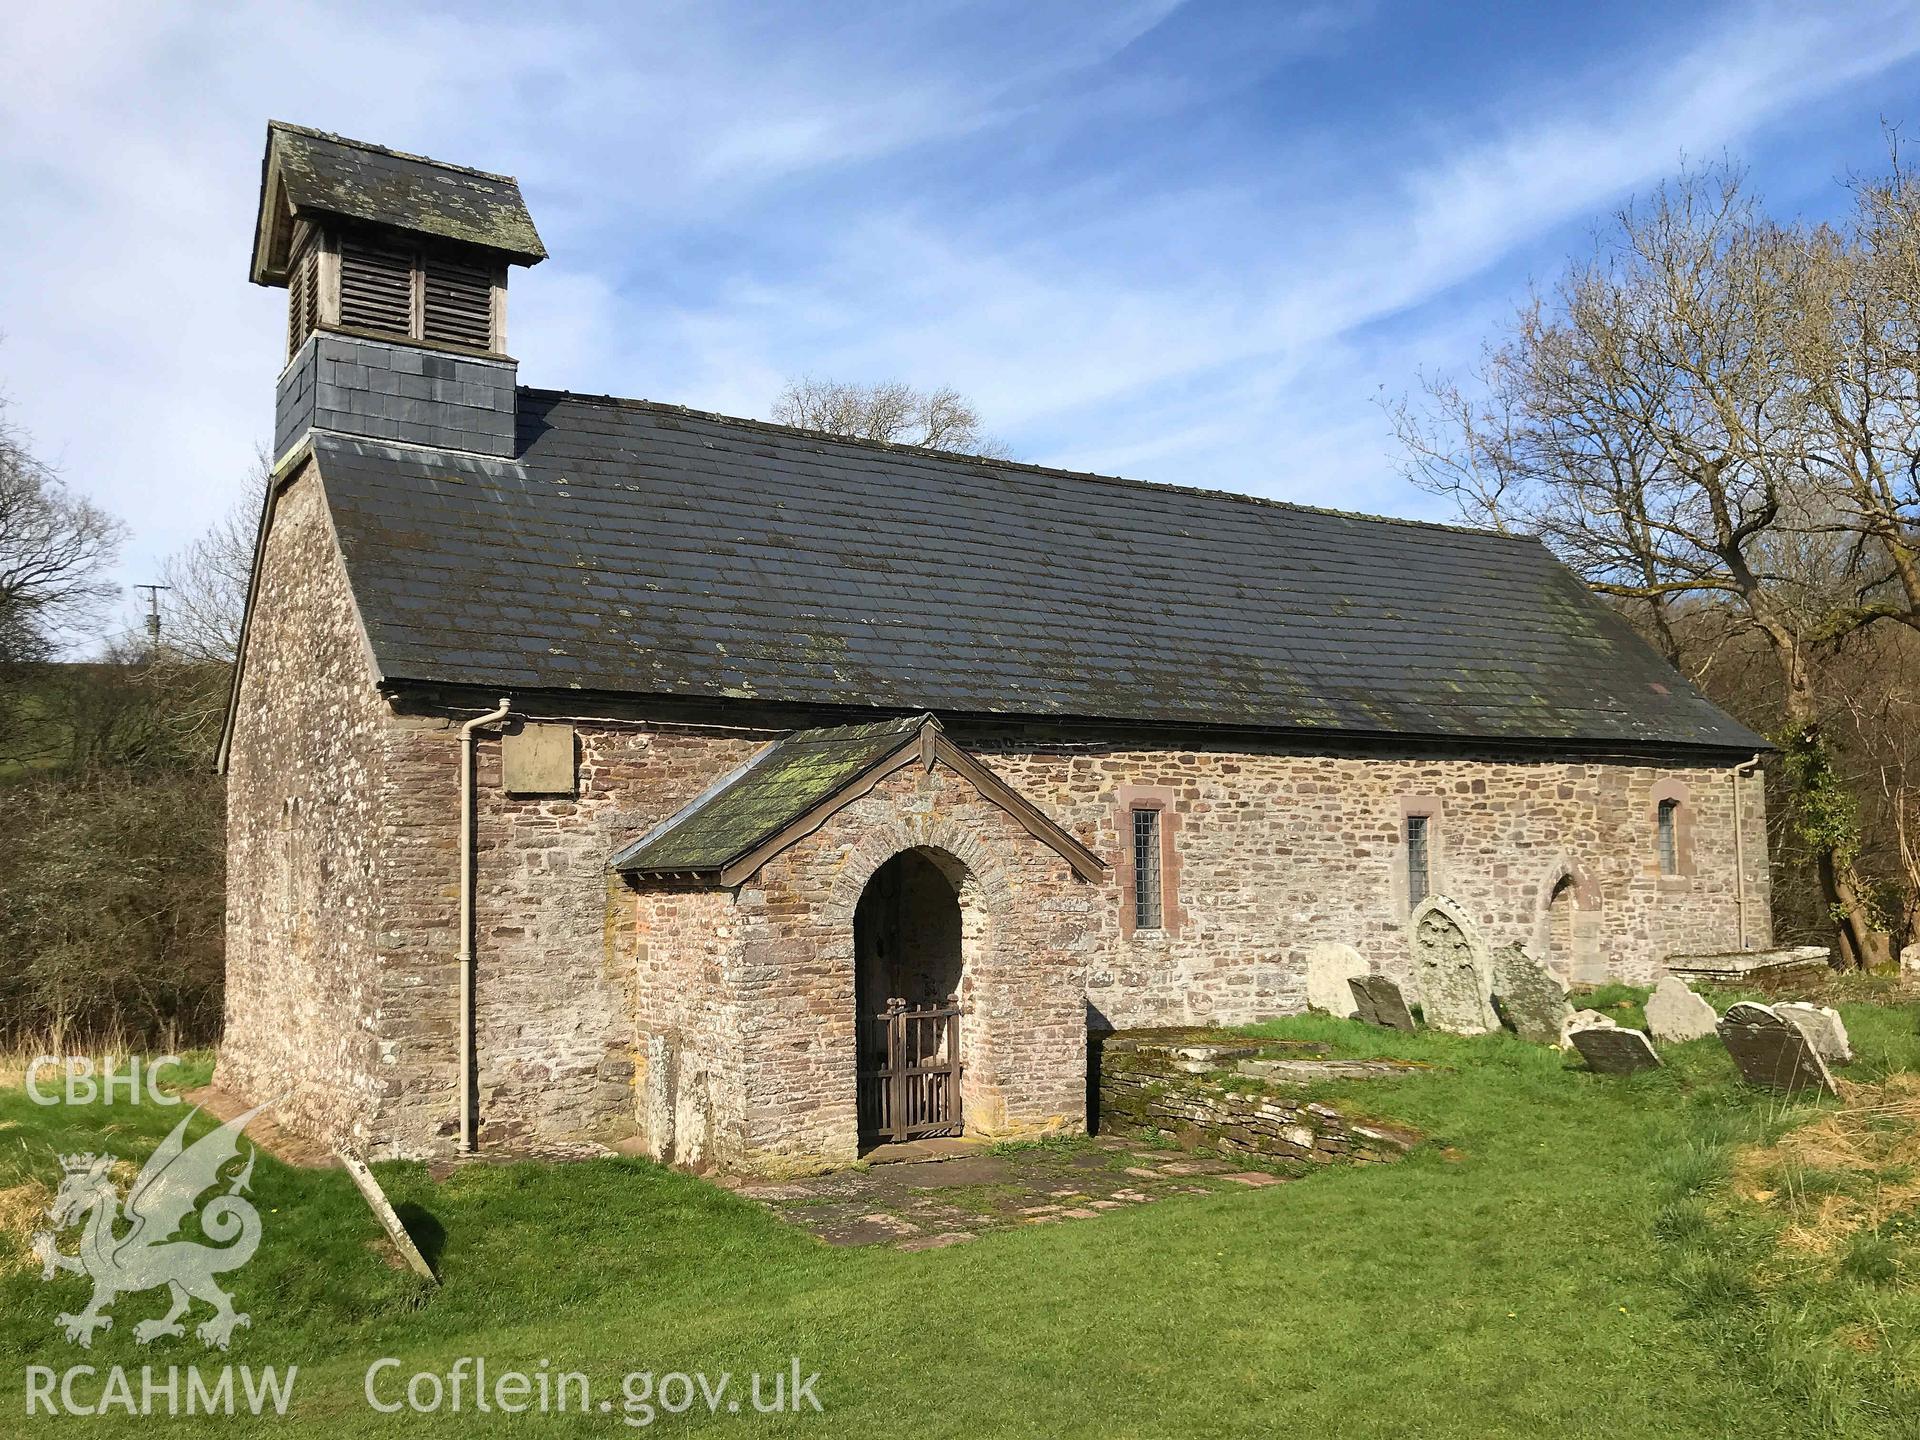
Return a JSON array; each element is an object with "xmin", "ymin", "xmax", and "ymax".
[{"xmin": 5, "ymin": 1, "xmax": 1920, "ymax": 638}]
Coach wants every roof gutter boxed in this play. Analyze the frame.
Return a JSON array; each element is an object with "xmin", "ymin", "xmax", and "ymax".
[
  {"xmin": 458, "ymin": 696, "xmax": 513, "ymax": 1153},
  {"xmin": 379, "ymin": 679, "xmax": 1771, "ymax": 766}
]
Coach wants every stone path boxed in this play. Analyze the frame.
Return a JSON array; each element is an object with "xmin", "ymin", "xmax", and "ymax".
[{"xmin": 721, "ymin": 1135, "xmax": 1299, "ymax": 1249}]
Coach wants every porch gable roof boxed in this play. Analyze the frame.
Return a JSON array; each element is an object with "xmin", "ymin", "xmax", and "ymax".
[{"xmin": 610, "ymin": 714, "xmax": 1105, "ymax": 886}]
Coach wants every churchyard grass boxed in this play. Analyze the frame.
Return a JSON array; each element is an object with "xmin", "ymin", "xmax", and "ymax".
[{"xmin": 4, "ymin": 992, "xmax": 1919, "ymax": 1437}]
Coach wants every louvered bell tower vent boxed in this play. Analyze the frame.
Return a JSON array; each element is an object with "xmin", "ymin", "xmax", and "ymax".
[{"xmin": 251, "ymin": 122, "xmax": 546, "ymax": 462}]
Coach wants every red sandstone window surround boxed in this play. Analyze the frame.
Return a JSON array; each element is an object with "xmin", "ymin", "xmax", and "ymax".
[
  {"xmin": 1657, "ymin": 800, "xmax": 1679, "ymax": 874},
  {"xmin": 1650, "ymin": 778, "xmax": 1694, "ymax": 881},
  {"xmin": 1132, "ymin": 809, "xmax": 1163, "ymax": 929},
  {"xmin": 1406, "ymin": 815, "xmax": 1431, "ymax": 904},
  {"xmin": 1116, "ymin": 788, "xmax": 1182, "ymax": 938},
  {"xmin": 1397, "ymin": 797, "xmax": 1443, "ymax": 913}
]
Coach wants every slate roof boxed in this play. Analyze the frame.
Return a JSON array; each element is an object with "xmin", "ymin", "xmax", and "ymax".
[
  {"xmin": 611, "ymin": 715, "xmax": 925, "ymax": 874},
  {"xmin": 307, "ymin": 393, "xmax": 1767, "ymax": 753},
  {"xmin": 251, "ymin": 122, "xmax": 545, "ymax": 285}
]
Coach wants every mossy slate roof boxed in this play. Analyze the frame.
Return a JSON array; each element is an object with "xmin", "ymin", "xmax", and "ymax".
[
  {"xmin": 610, "ymin": 716, "xmax": 924, "ymax": 874},
  {"xmin": 308, "ymin": 394, "xmax": 1766, "ymax": 753},
  {"xmin": 265, "ymin": 122, "xmax": 545, "ymax": 263}
]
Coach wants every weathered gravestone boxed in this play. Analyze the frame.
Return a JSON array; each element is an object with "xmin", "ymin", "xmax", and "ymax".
[
  {"xmin": 1568, "ymin": 1025, "xmax": 1662, "ymax": 1075},
  {"xmin": 1305, "ymin": 942, "xmax": 1370, "ymax": 1018},
  {"xmin": 1774, "ymin": 1002, "xmax": 1852, "ymax": 1066},
  {"xmin": 336, "ymin": 1148, "xmax": 438, "ymax": 1282},
  {"xmin": 1409, "ymin": 897, "xmax": 1499, "ymax": 1035},
  {"xmin": 1348, "ymin": 974, "xmax": 1417, "ymax": 1032},
  {"xmin": 1560, "ymin": 1008, "xmax": 1614, "ymax": 1050},
  {"xmin": 1716, "ymin": 1002, "xmax": 1837, "ymax": 1097},
  {"xmin": 1645, "ymin": 975, "xmax": 1718, "ymax": 1043},
  {"xmin": 1489, "ymin": 942, "xmax": 1573, "ymax": 1045}
]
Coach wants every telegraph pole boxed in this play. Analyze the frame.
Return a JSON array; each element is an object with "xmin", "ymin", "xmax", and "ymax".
[{"xmin": 134, "ymin": 584, "xmax": 171, "ymax": 643}]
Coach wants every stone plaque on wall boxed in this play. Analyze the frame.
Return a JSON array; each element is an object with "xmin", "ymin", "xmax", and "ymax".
[{"xmin": 503, "ymin": 722, "xmax": 576, "ymax": 795}]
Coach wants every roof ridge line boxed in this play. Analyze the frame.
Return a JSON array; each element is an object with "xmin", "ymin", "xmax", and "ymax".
[
  {"xmin": 267, "ymin": 119, "xmax": 522, "ymax": 185},
  {"xmin": 513, "ymin": 387, "xmax": 1541, "ymax": 543}
]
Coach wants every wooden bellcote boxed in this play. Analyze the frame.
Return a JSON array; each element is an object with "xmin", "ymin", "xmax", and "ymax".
[
  {"xmin": 280, "ymin": 222, "xmax": 505, "ymax": 360},
  {"xmin": 250, "ymin": 122, "xmax": 545, "ymax": 363}
]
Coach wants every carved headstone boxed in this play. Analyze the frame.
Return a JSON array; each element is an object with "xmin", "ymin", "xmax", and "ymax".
[
  {"xmin": 1489, "ymin": 942, "xmax": 1572, "ymax": 1045},
  {"xmin": 1774, "ymin": 1002, "xmax": 1852, "ymax": 1066},
  {"xmin": 1305, "ymin": 942, "xmax": 1370, "ymax": 1018},
  {"xmin": 1645, "ymin": 975, "xmax": 1718, "ymax": 1043},
  {"xmin": 336, "ymin": 1149, "xmax": 437, "ymax": 1282},
  {"xmin": 1409, "ymin": 898, "xmax": 1498, "ymax": 1035},
  {"xmin": 1348, "ymin": 974, "xmax": 1417, "ymax": 1032},
  {"xmin": 1569, "ymin": 1025, "xmax": 1661, "ymax": 1075},
  {"xmin": 1559, "ymin": 1008, "xmax": 1614, "ymax": 1050},
  {"xmin": 1717, "ymin": 1002, "xmax": 1837, "ymax": 1096}
]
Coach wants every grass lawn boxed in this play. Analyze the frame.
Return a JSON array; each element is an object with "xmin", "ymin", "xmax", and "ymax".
[{"xmin": 4, "ymin": 984, "xmax": 1919, "ymax": 1437}]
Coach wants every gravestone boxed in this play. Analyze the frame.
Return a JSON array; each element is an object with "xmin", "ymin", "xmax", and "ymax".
[
  {"xmin": 1774, "ymin": 1002, "xmax": 1852, "ymax": 1066},
  {"xmin": 1559, "ymin": 1008, "xmax": 1614, "ymax": 1050},
  {"xmin": 1489, "ymin": 942, "xmax": 1572, "ymax": 1045},
  {"xmin": 1348, "ymin": 974, "xmax": 1417, "ymax": 1032},
  {"xmin": 1716, "ymin": 1002, "xmax": 1837, "ymax": 1097},
  {"xmin": 1305, "ymin": 942, "xmax": 1370, "ymax": 1018},
  {"xmin": 1568, "ymin": 1025, "xmax": 1661, "ymax": 1075},
  {"xmin": 1645, "ymin": 975, "xmax": 1718, "ymax": 1043},
  {"xmin": 1409, "ymin": 898, "xmax": 1499, "ymax": 1035},
  {"xmin": 336, "ymin": 1149, "xmax": 437, "ymax": 1282}
]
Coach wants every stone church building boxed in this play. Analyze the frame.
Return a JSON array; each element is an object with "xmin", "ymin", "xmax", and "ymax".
[{"xmin": 217, "ymin": 123, "xmax": 1771, "ymax": 1173}]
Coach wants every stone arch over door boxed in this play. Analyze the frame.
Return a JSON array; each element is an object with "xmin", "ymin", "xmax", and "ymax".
[
  {"xmin": 851, "ymin": 844, "xmax": 990, "ymax": 1144},
  {"xmin": 1532, "ymin": 858, "xmax": 1601, "ymax": 985},
  {"xmin": 823, "ymin": 815, "xmax": 1027, "ymax": 1142}
]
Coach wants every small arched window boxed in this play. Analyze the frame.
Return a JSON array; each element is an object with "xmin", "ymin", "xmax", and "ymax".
[{"xmin": 1656, "ymin": 798, "xmax": 1681, "ymax": 876}]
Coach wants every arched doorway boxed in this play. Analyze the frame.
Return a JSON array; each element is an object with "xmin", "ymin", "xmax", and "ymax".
[
  {"xmin": 854, "ymin": 849, "xmax": 965, "ymax": 1146},
  {"xmin": 1544, "ymin": 875, "xmax": 1576, "ymax": 982}
]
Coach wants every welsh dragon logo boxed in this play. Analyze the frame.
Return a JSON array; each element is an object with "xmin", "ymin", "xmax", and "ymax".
[{"xmin": 30, "ymin": 1100, "xmax": 276, "ymax": 1350}]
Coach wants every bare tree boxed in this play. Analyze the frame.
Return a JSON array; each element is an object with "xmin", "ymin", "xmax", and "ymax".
[
  {"xmin": 0, "ymin": 399, "xmax": 122, "ymax": 764},
  {"xmin": 0, "ymin": 401, "xmax": 121, "ymax": 667},
  {"xmin": 772, "ymin": 376, "xmax": 1009, "ymax": 457},
  {"xmin": 1389, "ymin": 162, "xmax": 1920, "ymax": 966},
  {"xmin": 158, "ymin": 448, "xmax": 267, "ymax": 665}
]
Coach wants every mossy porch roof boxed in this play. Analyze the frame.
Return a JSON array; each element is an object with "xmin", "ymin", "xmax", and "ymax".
[{"xmin": 611, "ymin": 715, "xmax": 926, "ymax": 875}]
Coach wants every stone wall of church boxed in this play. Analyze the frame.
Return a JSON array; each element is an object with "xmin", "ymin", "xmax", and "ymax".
[
  {"xmin": 968, "ymin": 734, "xmax": 1769, "ymax": 1027},
  {"xmin": 216, "ymin": 464, "xmax": 390, "ymax": 1149},
  {"xmin": 225, "ymin": 616, "xmax": 1769, "ymax": 1168},
  {"xmin": 367, "ymin": 719, "xmax": 768, "ymax": 1158}
]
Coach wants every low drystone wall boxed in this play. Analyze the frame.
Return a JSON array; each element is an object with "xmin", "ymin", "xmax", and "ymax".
[{"xmin": 1094, "ymin": 1030, "xmax": 1421, "ymax": 1171}]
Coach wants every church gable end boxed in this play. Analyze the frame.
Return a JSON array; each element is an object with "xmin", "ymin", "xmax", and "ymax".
[{"xmin": 216, "ymin": 460, "xmax": 393, "ymax": 1148}]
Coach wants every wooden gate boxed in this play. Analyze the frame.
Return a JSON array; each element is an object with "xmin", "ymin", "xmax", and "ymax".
[{"xmin": 858, "ymin": 1002, "xmax": 962, "ymax": 1143}]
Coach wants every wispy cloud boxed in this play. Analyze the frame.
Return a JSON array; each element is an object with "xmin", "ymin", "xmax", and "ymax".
[{"xmin": 0, "ymin": 0, "xmax": 1917, "ymax": 639}]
